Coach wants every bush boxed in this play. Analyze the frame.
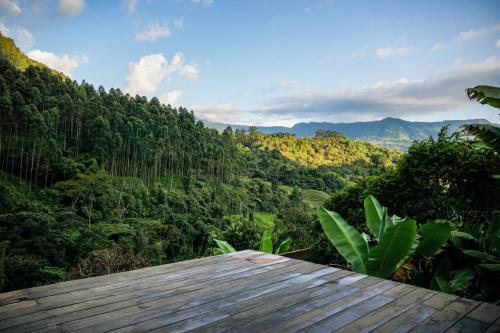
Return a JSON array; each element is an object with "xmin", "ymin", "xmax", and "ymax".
[{"xmin": 69, "ymin": 246, "xmax": 146, "ymax": 279}]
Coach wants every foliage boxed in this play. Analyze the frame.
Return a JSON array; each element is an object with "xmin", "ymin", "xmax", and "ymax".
[
  {"xmin": 214, "ymin": 239, "xmax": 236, "ymax": 254},
  {"xmin": 69, "ymin": 246, "xmax": 146, "ymax": 278},
  {"xmin": 318, "ymin": 196, "xmax": 453, "ymax": 278},
  {"xmin": 325, "ymin": 129, "xmax": 500, "ymax": 230},
  {"xmin": 234, "ymin": 130, "xmax": 400, "ymax": 193},
  {"xmin": 466, "ymin": 85, "xmax": 500, "ymax": 109},
  {"xmin": 214, "ymin": 229, "xmax": 291, "ymax": 255},
  {"xmin": 464, "ymin": 85, "xmax": 500, "ymax": 153}
]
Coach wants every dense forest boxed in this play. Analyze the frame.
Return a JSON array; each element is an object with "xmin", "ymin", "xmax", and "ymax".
[{"xmin": 0, "ymin": 37, "xmax": 397, "ymax": 291}]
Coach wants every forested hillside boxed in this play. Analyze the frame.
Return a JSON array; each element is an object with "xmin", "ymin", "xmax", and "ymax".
[{"xmin": 0, "ymin": 40, "xmax": 397, "ymax": 290}]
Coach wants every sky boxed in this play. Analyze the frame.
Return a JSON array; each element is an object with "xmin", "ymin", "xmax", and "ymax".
[{"xmin": 0, "ymin": 0, "xmax": 499, "ymax": 126}]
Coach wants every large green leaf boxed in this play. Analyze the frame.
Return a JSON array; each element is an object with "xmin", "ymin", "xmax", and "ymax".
[
  {"xmin": 275, "ymin": 237, "xmax": 291, "ymax": 254},
  {"xmin": 214, "ymin": 239, "xmax": 236, "ymax": 254},
  {"xmin": 466, "ymin": 85, "xmax": 500, "ymax": 109},
  {"xmin": 378, "ymin": 207, "xmax": 389, "ymax": 239},
  {"xmin": 463, "ymin": 124, "xmax": 500, "ymax": 153},
  {"xmin": 450, "ymin": 231, "xmax": 477, "ymax": 241},
  {"xmin": 317, "ymin": 206, "xmax": 368, "ymax": 273},
  {"xmin": 449, "ymin": 269, "xmax": 475, "ymax": 291},
  {"xmin": 365, "ymin": 217, "xmax": 417, "ymax": 278},
  {"xmin": 415, "ymin": 221, "xmax": 454, "ymax": 257},
  {"xmin": 463, "ymin": 250, "xmax": 500, "ymax": 262},
  {"xmin": 479, "ymin": 263, "xmax": 500, "ymax": 271},
  {"xmin": 465, "ymin": 85, "xmax": 500, "ymax": 152},
  {"xmin": 431, "ymin": 276, "xmax": 454, "ymax": 294},
  {"xmin": 364, "ymin": 195, "xmax": 384, "ymax": 239},
  {"xmin": 260, "ymin": 230, "xmax": 273, "ymax": 253}
]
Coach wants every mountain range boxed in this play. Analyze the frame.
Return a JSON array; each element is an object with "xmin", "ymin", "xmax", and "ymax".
[{"xmin": 203, "ymin": 117, "xmax": 492, "ymax": 150}]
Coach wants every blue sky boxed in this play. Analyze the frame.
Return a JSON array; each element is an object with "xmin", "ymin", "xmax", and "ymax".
[{"xmin": 1, "ymin": 0, "xmax": 499, "ymax": 126}]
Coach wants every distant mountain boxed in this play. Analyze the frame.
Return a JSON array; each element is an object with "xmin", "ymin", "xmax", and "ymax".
[
  {"xmin": 0, "ymin": 32, "xmax": 64, "ymax": 77},
  {"xmin": 202, "ymin": 117, "xmax": 493, "ymax": 150}
]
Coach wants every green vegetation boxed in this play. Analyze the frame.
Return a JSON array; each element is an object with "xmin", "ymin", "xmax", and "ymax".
[
  {"xmin": 215, "ymin": 229, "xmax": 291, "ymax": 255},
  {"xmin": 318, "ymin": 196, "xmax": 456, "ymax": 278},
  {"xmin": 0, "ymin": 42, "xmax": 393, "ymax": 291},
  {"xmin": 316, "ymin": 87, "xmax": 500, "ymax": 302}
]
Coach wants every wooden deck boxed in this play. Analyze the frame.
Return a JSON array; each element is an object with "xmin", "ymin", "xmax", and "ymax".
[{"xmin": 0, "ymin": 250, "xmax": 499, "ymax": 332}]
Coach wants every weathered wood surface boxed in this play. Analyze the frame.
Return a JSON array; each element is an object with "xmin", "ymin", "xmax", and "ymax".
[{"xmin": 0, "ymin": 250, "xmax": 498, "ymax": 332}]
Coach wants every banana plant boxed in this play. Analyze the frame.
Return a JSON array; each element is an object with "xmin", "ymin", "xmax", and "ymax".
[
  {"xmin": 214, "ymin": 239, "xmax": 237, "ymax": 254},
  {"xmin": 317, "ymin": 195, "xmax": 455, "ymax": 278},
  {"xmin": 461, "ymin": 212, "xmax": 500, "ymax": 272},
  {"xmin": 464, "ymin": 85, "xmax": 500, "ymax": 153},
  {"xmin": 214, "ymin": 231, "xmax": 291, "ymax": 255}
]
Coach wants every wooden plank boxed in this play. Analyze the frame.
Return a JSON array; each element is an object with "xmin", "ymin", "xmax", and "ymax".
[
  {"xmin": 302, "ymin": 294, "xmax": 400, "ymax": 332},
  {"xmin": 370, "ymin": 292, "xmax": 458, "ymax": 333},
  {"xmin": 485, "ymin": 319, "xmax": 500, "ymax": 333},
  {"xmin": 190, "ymin": 271, "xmax": 357, "ymax": 333},
  {"xmin": 0, "ymin": 251, "xmax": 256, "ymax": 306},
  {"xmin": 444, "ymin": 317, "xmax": 490, "ymax": 332},
  {"xmin": 446, "ymin": 303, "xmax": 500, "ymax": 333},
  {"xmin": 114, "ymin": 265, "xmax": 341, "ymax": 333},
  {"xmin": 283, "ymin": 282, "xmax": 408, "ymax": 333},
  {"xmin": 465, "ymin": 302, "xmax": 500, "ymax": 325},
  {"xmin": 33, "ymin": 258, "xmax": 311, "ymax": 332},
  {"xmin": 407, "ymin": 297, "xmax": 480, "ymax": 333},
  {"xmin": 235, "ymin": 277, "xmax": 389, "ymax": 332},
  {"xmin": 143, "ymin": 269, "xmax": 353, "ymax": 333},
  {"xmin": 0, "ymin": 251, "xmax": 266, "ymax": 321},
  {"xmin": 0, "ymin": 259, "xmax": 273, "ymax": 331},
  {"xmin": 1, "ymin": 250, "xmax": 499, "ymax": 333},
  {"xmin": 1, "ymin": 254, "xmax": 294, "ymax": 332},
  {"xmin": 336, "ymin": 286, "xmax": 435, "ymax": 333}
]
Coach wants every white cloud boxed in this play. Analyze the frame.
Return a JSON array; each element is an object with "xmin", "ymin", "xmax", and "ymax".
[
  {"xmin": 57, "ymin": 0, "xmax": 85, "ymax": 17},
  {"xmin": 375, "ymin": 47, "xmax": 414, "ymax": 59},
  {"xmin": 124, "ymin": 52, "xmax": 199, "ymax": 96},
  {"xmin": 173, "ymin": 17, "xmax": 184, "ymax": 29},
  {"xmin": 160, "ymin": 90, "xmax": 183, "ymax": 105},
  {"xmin": 27, "ymin": 49, "xmax": 87, "ymax": 76},
  {"xmin": 191, "ymin": 0, "xmax": 213, "ymax": 8},
  {"xmin": 496, "ymin": 40, "xmax": 500, "ymax": 48},
  {"xmin": 194, "ymin": 57, "xmax": 500, "ymax": 125},
  {"xmin": 0, "ymin": 0, "xmax": 21, "ymax": 16},
  {"xmin": 179, "ymin": 64, "xmax": 199, "ymax": 80},
  {"xmin": 134, "ymin": 22, "xmax": 171, "ymax": 42},
  {"xmin": 431, "ymin": 43, "xmax": 447, "ymax": 51},
  {"xmin": 454, "ymin": 21, "xmax": 500, "ymax": 43},
  {"xmin": 0, "ymin": 21, "xmax": 35, "ymax": 49},
  {"xmin": 195, "ymin": 103, "xmax": 244, "ymax": 124},
  {"xmin": 0, "ymin": 22, "xmax": 8, "ymax": 34}
]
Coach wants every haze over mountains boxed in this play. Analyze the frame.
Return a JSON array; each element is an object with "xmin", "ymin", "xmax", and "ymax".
[{"xmin": 203, "ymin": 117, "xmax": 492, "ymax": 150}]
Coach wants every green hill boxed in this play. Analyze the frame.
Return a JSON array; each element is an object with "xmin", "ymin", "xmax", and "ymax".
[{"xmin": 0, "ymin": 32, "xmax": 64, "ymax": 77}]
